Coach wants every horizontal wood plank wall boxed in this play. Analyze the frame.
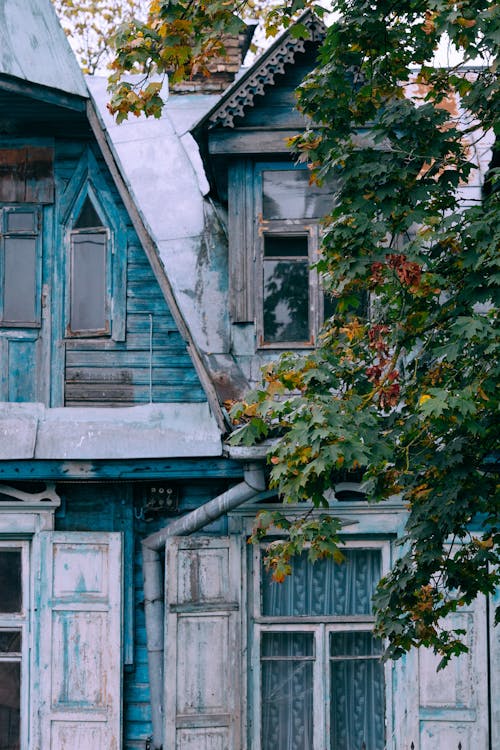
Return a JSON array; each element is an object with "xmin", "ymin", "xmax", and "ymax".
[
  {"xmin": 59, "ymin": 145, "xmax": 206, "ymax": 407},
  {"xmin": 124, "ymin": 541, "xmax": 153, "ymax": 749}
]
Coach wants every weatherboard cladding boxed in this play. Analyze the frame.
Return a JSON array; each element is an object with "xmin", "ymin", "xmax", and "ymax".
[
  {"xmin": 60, "ymin": 142, "xmax": 206, "ymax": 407},
  {"xmin": 0, "ymin": 131, "xmax": 207, "ymax": 412}
]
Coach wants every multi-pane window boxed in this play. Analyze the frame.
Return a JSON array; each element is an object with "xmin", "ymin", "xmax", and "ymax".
[
  {"xmin": 257, "ymin": 166, "xmax": 336, "ymax": 347},
  {"xmin": 252, "ymin": 543, "xmax": 386, "ymax": 750},
  {"xmin": 67, "ymin": 195, "xmax": 110, "ymax": 336},
  {"xmin": 0, "ymin": 543, "xmax": 28, "ymax": 750},
  {"xmin": 0, "ymin": 206, "xmax": 41, "ymax": 327}
]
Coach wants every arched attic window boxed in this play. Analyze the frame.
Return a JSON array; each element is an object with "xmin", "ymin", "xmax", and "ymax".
[{"xmin": 68, "ymin": 194, "xmax": 110, "ymax": 336}]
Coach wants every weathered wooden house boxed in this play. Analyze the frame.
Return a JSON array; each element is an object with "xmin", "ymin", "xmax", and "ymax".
[{"xmin": 0, "ymin": 2, "xmax": 497, "ymax": 749}]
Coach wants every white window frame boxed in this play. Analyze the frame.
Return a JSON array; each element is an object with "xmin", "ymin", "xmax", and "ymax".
[
  {"xmin": 249, "ymin": 539, "xmax": 392, "ymax": 750},
  {"xmin": 0, "ymin": 540, "xmax": 30, "ymax": 750}
]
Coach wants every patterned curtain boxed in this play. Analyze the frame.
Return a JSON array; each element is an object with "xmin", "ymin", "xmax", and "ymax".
[
  {"xmin": 262, "ymin": 549, "xmax": 381, "ymax": 616},
  {"xmin": 260, "ymin": 550, "xmax": 385, "ymax": 750},
  {"xmin": 330, "ymin": 632, "xmax": 385, "ymax": 750},
  {"xmin": 261, "ymin": 633, "xmax": 314, "ymax": 750}
]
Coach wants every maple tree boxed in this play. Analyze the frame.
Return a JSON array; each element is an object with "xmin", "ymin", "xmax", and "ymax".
[
  {"xmin": 108, "ymin": 1, "xmax": 499, "ymax": 665},
  {"xmin": 52, "ymin": 0, "xmax": 144, "ymax": 74}
]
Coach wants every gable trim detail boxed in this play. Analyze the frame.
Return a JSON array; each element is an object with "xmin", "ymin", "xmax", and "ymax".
[{"xmin": 202, "ymin": 12, "xmax": 325, "ymax": 130}]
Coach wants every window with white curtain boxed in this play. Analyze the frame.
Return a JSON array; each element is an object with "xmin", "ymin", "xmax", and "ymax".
[{"xmin": 251, "ymin": 542, "xmax": 387, "ymax": 750}]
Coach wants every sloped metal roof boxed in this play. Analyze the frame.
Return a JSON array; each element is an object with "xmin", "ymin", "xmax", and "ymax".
[{"xmin": 0, "ymin": 0, "xmax": 87, "ymax": 98}]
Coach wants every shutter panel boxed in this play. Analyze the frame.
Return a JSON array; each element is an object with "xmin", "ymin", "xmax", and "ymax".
[
  {"xmin": 400, "ymin": 596, "xmax": 489, "ymax": 749},
  {"xmin": 164, "ymin": 536, "xmax": 242, "ymax": 750},
  {"xmin": 228, "ymin": 160, "xmax": 255, "ymax": 323},
  {"xmin": 490, "ymin": 587, "xmax": 500, "ymax": 750},
  {"xmin": 34, "ymin": 532, "xmax": 122, "ymax": 750}
]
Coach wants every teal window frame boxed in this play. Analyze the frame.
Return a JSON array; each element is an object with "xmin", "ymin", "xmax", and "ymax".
[{"xmin": 0, "ymin": 205, "xmax": 42, "ymax": 328}]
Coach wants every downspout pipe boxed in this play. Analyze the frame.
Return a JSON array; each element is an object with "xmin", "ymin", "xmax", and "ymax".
[{"xmin": 142, "ymin": 461, "xmax": 266, "ymax": 750}]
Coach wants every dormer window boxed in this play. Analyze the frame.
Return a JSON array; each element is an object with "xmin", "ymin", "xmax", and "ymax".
[
  {"xmin": 228, "ymin": 162, "xmax": 337, "ymax": 349},
  {"xmin": 67, "ymin": 195, "xmax": 110, "ymax": 337}
]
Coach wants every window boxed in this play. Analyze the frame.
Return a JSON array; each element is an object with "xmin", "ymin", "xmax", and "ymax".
[
  {"xmin": 0, "ymin": 542, "xmax": 29, "ymax": 750},
  {"xmin": 256, "ymin": 165, "xmax": 337, "ymax": 347},
  {"xmin": 67, "ymin": 195, "xmax": 110, "ymax": 337},
  {"xmin": 0, "ymin": 206, "xmax": 41, "ymax": 327},
  {"xmin": 252, "ymin": 542, "xmax": 387, "ymax": 750}
]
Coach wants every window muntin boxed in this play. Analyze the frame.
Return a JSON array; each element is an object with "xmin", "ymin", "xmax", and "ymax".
[
  {"xmin": 253, "ymin": 542, "xmax": 386, "ymax": 750},
  {"xmin": 0, "ymin": 207, "xmax": 41, "ymax": 327},
  {"xmin": 0, "ymin": 542, "xmax": 28, "ymax": 750},
  {"xmin": 67, "ymin": 195, "xmax": 110, "ymax": 337}
]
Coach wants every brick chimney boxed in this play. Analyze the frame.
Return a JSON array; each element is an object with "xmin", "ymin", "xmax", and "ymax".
[{"xmin": 170, "ymin": 22, "xmax": 257, "ymax": 94}]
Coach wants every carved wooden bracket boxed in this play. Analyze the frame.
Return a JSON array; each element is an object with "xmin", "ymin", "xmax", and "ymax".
[
  {"xmin": 208, "ymin": 13, "xmax": 325, "ymax": 129},
  {"xmin": 0, "ymin": 482, "xmax": 61, "ymax": 507}
]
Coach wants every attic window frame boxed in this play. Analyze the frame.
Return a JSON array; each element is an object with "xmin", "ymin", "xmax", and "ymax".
[
  {"xmin": 255, "ymin": 163, "xmax": 331, "ymax": 349},
  {"xmin": 65, "ymin": 190, "xmax": 112, "ymax": 339}
]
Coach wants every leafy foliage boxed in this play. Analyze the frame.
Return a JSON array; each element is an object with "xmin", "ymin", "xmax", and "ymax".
[
  {"xmin": 109, "ymin": 0, "xmax": 499, "ymax": 664},
  {"xmin": 52, "ymin": 0, "xmax": 144, "ymax": 74}
]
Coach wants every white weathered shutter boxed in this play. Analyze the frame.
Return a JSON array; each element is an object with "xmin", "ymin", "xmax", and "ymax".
[
  {"xmin": 394, "ymin": 596, "xmax": 489, "ymax": 749},
  {"xmin": 33, "ymin": 532, "xmax": 122, "ymax": 750},
  {"xmin": 490, "ymin": 587, "xmax": 500, "ymax": 750},
  {"xmin": 164, "ymin": 536, "xmax": 242, "ymax": 750}
]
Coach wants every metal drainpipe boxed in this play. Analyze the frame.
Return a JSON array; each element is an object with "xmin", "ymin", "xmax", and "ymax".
[{"xmin": 142, "ymin": 461, "xmax": 266, "ymax": 750}]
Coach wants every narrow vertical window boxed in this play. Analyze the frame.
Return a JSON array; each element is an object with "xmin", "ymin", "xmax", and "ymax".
[
  {"xmin": 69, "ymin": 196, "xmax": 109, "ymax": 336},
  {"xmin": 0, "ymin": 207, "xmax": 40, "ymax": 326},
  {"xmin": 0, "ymin": 546, "xmax": 24, "ymax": 750}
]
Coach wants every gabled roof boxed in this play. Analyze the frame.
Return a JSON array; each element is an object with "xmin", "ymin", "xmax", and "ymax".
[
  {"xmin": 0, "ymin": 0, "xmax": 87, "ymax": 98},
  {"xmin": 193, "ymin": 10, "xmax": 325, "ymax": 133}
]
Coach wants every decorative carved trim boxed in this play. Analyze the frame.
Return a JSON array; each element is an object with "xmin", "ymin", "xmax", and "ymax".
[
  {"xmin": 208, "ymin": 14, "xmax": 325, "ymax": 129},
  {"xmin": 0, "ymin": 482, "xmax": 61, "ymax": 507}
]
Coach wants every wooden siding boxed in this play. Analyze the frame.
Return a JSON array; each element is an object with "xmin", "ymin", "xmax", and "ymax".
[
  {"xmin": 59, "ymin": 145, "xmax": 206, "ymax": 407},
  {"xmin": 0, "ymin": 133, "xmax": 206, "ymax": 407},
  {"xmin": 64, "ymin": 255, "xmax": 205, "ymax": 405}
]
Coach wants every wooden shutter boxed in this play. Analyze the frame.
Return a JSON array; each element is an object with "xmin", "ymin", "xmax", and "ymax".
[
  {"xmin": 228, "ymin": 160, "xmax": 255, "ymax": 323},
  {"xmin": 164, "ymin": 536, "xmax": 242, "ymax": 750},
  {"xmin": 490, "ymin": 587, "xmax": 500, "ymax": 750},
  {"xmin": 395, "ymin": 596, "xmax": 489, "ymax": 749},
  {"xmin": 33, "ymin": 532, "xmax": 122, "ymax": 750}
]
